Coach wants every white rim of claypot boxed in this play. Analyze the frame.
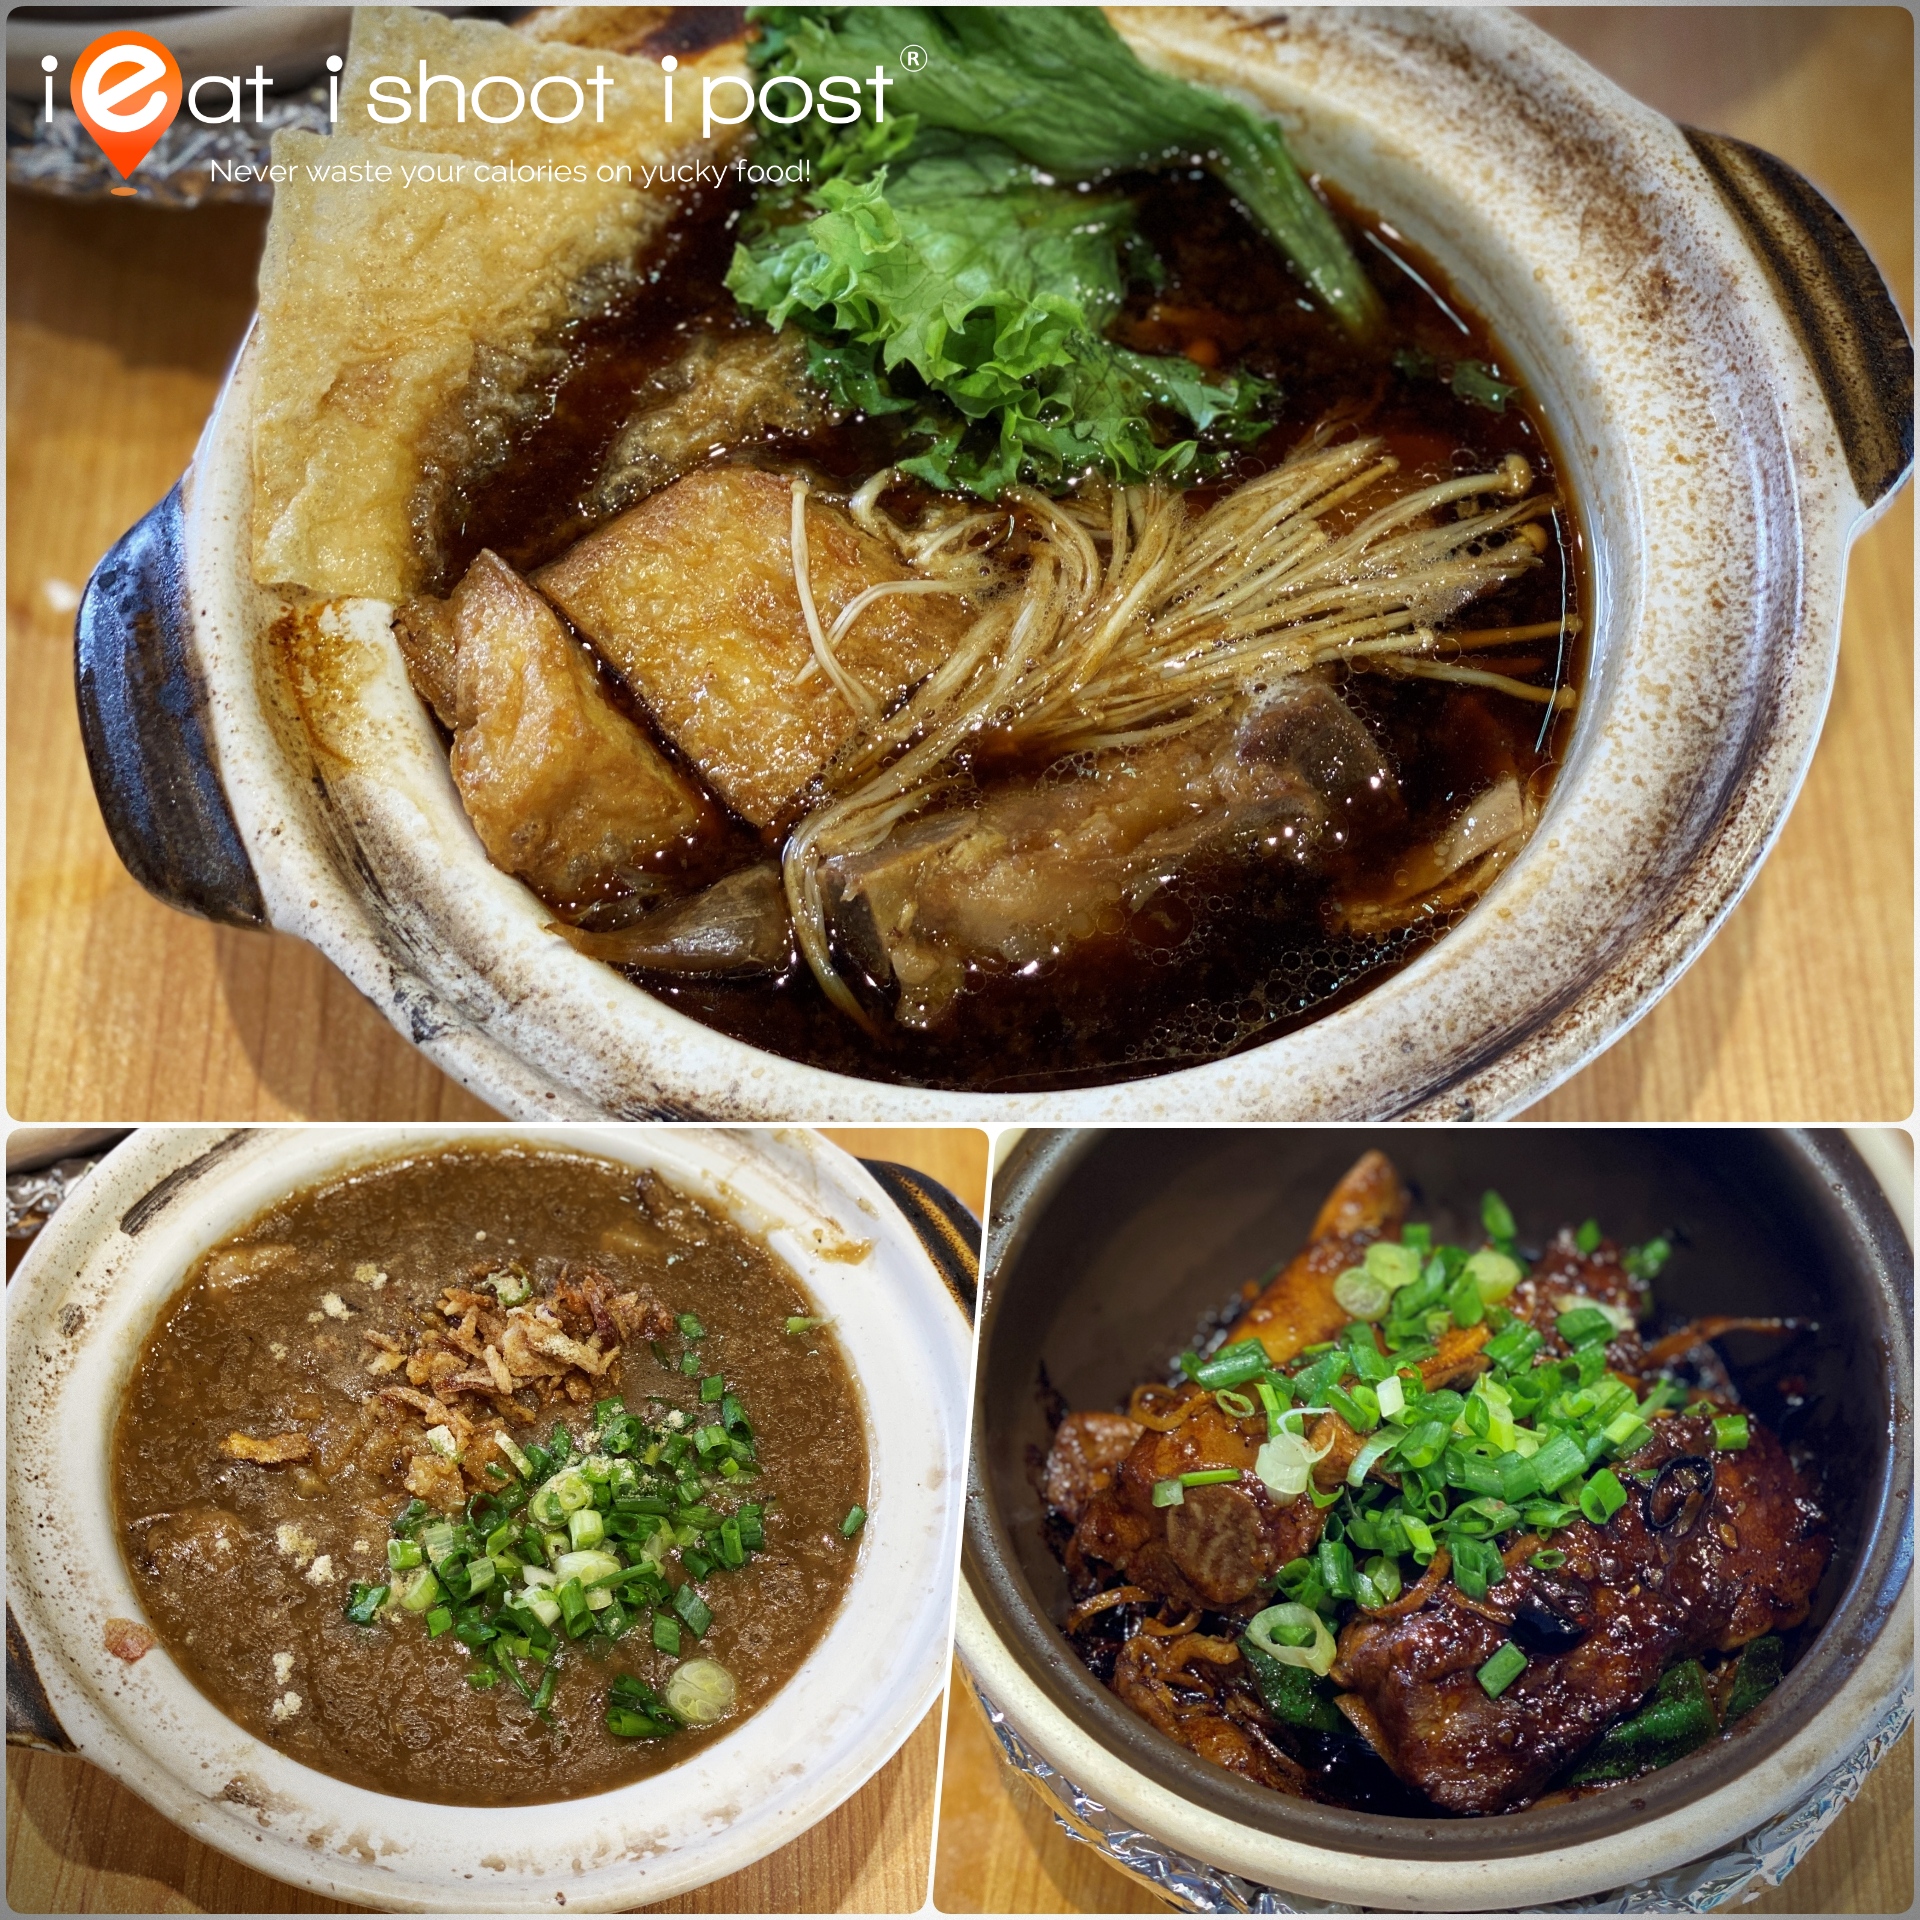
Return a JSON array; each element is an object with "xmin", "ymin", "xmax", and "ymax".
[
  {"xmin": 6, "ymin": 1125, "xmax": 971, "ymax": 1912},
  {"xmin": 166, "ymin": 6, "xmax": 1893, "ymax": 1120}
]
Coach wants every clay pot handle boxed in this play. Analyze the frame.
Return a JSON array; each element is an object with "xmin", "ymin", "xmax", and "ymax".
[
  {"xmin": 1686, "ymin": 127, "xmax": 1914, "ymax": 513},
  {"xmin": 74, "ymin": 480, "xmax": 267, "ymax": 929},
  {"xmin": 7, "ymin": 1607, "xmax": 73, "ymax": 1752},
  {"xmin": 859, "ymin": 1160, "xmax": 980, "ymax": 1323}
]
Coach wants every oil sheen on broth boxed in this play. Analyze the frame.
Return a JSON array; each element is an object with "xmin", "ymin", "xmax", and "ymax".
[
  {"xmin": 113, "ymin": 1147, "xmax": 868, "ymax": 1805},
  {"xmin": 437, "ymin": 171, "xmax": 1586, "ymax": 1094}
]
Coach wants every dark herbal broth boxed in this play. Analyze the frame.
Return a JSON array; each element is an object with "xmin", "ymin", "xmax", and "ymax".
[
  {"xmin": 112, "ymin": 1146, "xmax": 868, "ymax": 1805},
  {"xmin": 451, "ymin": 170, "xmax": 1586, "ymax": 1093}
]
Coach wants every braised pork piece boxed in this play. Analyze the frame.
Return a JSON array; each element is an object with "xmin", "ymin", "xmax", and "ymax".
[
  {"xmin": 265, "ymin": 8, "xmax": 1590, "ymax": 1092},
  {"xmin": 113, "ymin": 1147, "xmax": 867, "ymax": 1805},
  {"xmin": 1041, "ymin": 1153, "xmax": 1828, "ymax": 1815}
]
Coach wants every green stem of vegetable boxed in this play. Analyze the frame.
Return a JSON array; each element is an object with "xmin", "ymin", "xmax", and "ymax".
[{"xmin": 1212, "ymin": 119, "xmax": 1382, "ymax": 338}]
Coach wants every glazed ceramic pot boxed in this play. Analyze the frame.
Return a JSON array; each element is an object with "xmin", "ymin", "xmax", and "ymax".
[
  {"xmin": 960, "ymin": 1127, "xmax": 1914, "ymax": 1910},
  {"xmin": 76, "ymin": 7, "xmax": 1912, "ymax": 1120},
  {"xmin": 5, "ymin": 1126, "xmax": 976, "ymax": 1911}
]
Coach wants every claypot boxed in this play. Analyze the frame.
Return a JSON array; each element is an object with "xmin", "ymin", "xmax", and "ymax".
[
  {"xmin": 961, "ymin": 1126, "xmax": 1913, "ymax": 1909},
  {"xmin": 76, "ymin": 7, "xmax": 1912, "ymax": 1119},
  {"xmin": 6, "ymin": 1125, "xmax": 976, "ymax": 1910}
]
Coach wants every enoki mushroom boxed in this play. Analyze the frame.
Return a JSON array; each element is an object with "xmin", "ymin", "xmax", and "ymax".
[{"xmin": 783, "ymin": 434, "xmax": 1572, "ymax": 1023}]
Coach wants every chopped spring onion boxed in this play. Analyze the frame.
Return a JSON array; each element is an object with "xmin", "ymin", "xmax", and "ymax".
[
  {"xmin": 487, "ymin": 1266, "xmax": 532, "ymax": 1306},
  {"xmin": 1713, "ymin": 1414, "xmax": 1751, "ymax": 1451},
  {"xmin": 785, "ymin": 1315, "xmax": 827, "ymax": 1335},
  {"xmin": 343, "ymin": 1581, "xmax": 389, "ymax": 1624},
  {"xmin": 425, "ymin": 1606, "xmax": 453, "ymax": 1637},
  {"xmin": 1580, "ymin": 1468, "xmax": 1629, "ymax": 1525},
  {"xmin": 1477, "ymin": 1640, "xmax": 1527, "ymax": 1697},
  {"xmin": 673, "ymin": 1584, "xmax": 713, "ymax": 1637},
  {"xmin": 1324, "ymin": 1381, "xmax": 1379, "ymax": 1432},
  {"xmin": 700, "ymin": 1374, "xmax": 725, "ymax": 1403},
  {"xmin": 529, "ymin": 1665, "xmax": 558, "ymax": 1716},
  {"xmin": 420, "ymin": 1520, "xmax": 458, "ymax": 1566},
  {"xmin": 1354, "ymin": 1554, "xmax": 1402, "ymax": 1607},
  {"xmin": 1214, "ymin": 1387, "xmax": 1256, "ymax": 1420},
  {"xmin": 1449, "ymin": 1534, "xmax": 1504, "ymax": 1600},
  {"xmin": 1346, "ymin": 1429, "xmax": 1399, "ymax": 1488},
  {"xmin": 399, "ymin": 1567, "xmax": 444, "ymax": 1613},
  {"xmin": 1152, "ymin": 1478, "xmax": 1185, "ymax": 1508},
  {"xmin": 568, "ymin": 1508, "xmax": 606, "ymax": 1551},
  {"xmin": 1374, "ymin": 1373, "xmax": 1407, "ymax": 1421},
  {"xmin": 1254, "ymin": 1425, "xmax": 1333, "ymax": 1500},
  {"xmin": 1180, "ymin": 1468, "xmax": 1239, "ymax": 1488},
  {"xmin": 520, "ymin": 1590, "xmax": 562, "ymax": 1629},
  {"xmin": 1554, "ymin": 1292, "xmax": 1638, "ymax": 1335},
  {"xmin": 653, "ymin": 1610, "xmax": 682, "ymax": 1656},
  {"xmin": 1466, "ymin": 1249, "xmax": 1523, "ymax": 1302},
  {"xmin": 424, "ymin": 1424, "xmax": 458, "ymax": 1459},
  {"xmin": 387, "ymin": 1539, "xmax": 423, "ymax": 1571},
  {"xmin": 1481, "ymin": 1191, "xmax": 1518, "ymax": 1244},
  {"xmin": 1332, "ymin": 1265, "xmax": 1392, "ymax": 1322},
  {"xmin": 1575, "ymin": 1218, "xmax": 1602, "ymax": 1253},
  {"xmin": 840, "ymin": 1504, "xmax": 868, "ymax": 1537},
  {"xmin": 1257, "ymin": 1380, "xmax": 1290, "ymax": 1433},
  {"xmin": 1317, "ymin": 1538, "xmax": 1357, "ymax": 1600},
  {"xmin": 679, "ymin": 1313, "xmax": 706, "ymax": 1339},
  {"xmin": 1364, "ymin": 1240, "xmax": 1424, "ymax": 1290},
  {"xmin": 663, "ymin": 1658, "xmax": 737, "ymax": 1726},
  {"xmin": 1484, "ymin": 1322, "xmax": 1543, "ymax": 1370},
  {"xmin": 1446, "ymin": 1271, "xmax": 1485, "ymax": 1327},
  {"xmin": 553, "ymin": 1549, "xmax": 622, "ymax": 1587},
  {"xmin": 1181, "ymin": 1340, "xmax": 1271, "ymax": 1389},
  {"xmin": 495, "ymin": 1432, "xmax": 533, "ymax": 1478},
  {"xmin": 557, "ymin": 1577, "xmax": 592, "ymax": 1638},
  {"xmin": 1529, "ymin": 1431, "xmax": 1587, "ymax": 1493},
  {"xmin": 1556, "ymin": 1304, "xmax": 1616, "ymax": 1348},
  {"xmin": 1245, "ymin": 1602, "xmax": 1337, "ymax": 1676},
  {"xmin": 1623, "ymin": 1237, "xmax": 1671, "ymax": 1281},
  {"xmin": 1531, "ymin": 1547, "xmax": 1567, "ymax": 1569}
]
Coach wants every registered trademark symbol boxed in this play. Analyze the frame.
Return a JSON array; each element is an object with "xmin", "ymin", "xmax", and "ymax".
[{"xmin": 899, "ymin": 43, "xmax": 928, "ymax": 71}]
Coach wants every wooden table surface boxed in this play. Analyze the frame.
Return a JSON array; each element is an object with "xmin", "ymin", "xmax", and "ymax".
[
  {"xmin": 5, "ymin": 8, "xmax": 1911, "ymax": 1124},
  {"xmin": 5, "ymin": 1127, "xmax": 987, "ymax": 1914}
]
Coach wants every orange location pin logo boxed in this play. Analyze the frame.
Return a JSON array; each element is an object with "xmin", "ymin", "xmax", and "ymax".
[{"xmin": 71, "ymin": 31, "xmax": 182, "ymax": 192}]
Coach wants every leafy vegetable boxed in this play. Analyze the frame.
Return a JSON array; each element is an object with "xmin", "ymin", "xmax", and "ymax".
[
  {"xmin": 746, "ymin": 7, "xmax": 1379, "ymax": 332},
  {"xmin": 1392, "ymin": 346, "xmax": 1518, "ymax": 415},
  {"xmin": 728, "ymin": 133, "xmax": 1271, "ymax": 495}
]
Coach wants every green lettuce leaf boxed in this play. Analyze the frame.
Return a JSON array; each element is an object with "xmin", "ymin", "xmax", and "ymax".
[
  {"xmin": 726, "ymin": 133, "xmax": 1272, "ymax": 496},
  {"xmin": 747, "ymin": 6, "xmax": 1380, "ymax": 336}
]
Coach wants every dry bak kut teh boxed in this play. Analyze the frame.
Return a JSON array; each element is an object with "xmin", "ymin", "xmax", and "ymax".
[
  {"xmin": 113, "ymin": 1147, "xmax": 869, "ymax": 1805},
  {"xmin": 1041, "ymin": 1152, "xmax": 1828, "ymax": 1815},
  {"xmin": 258, "ymin": 7, "xmax": 1584, "ymax": 1092}
]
